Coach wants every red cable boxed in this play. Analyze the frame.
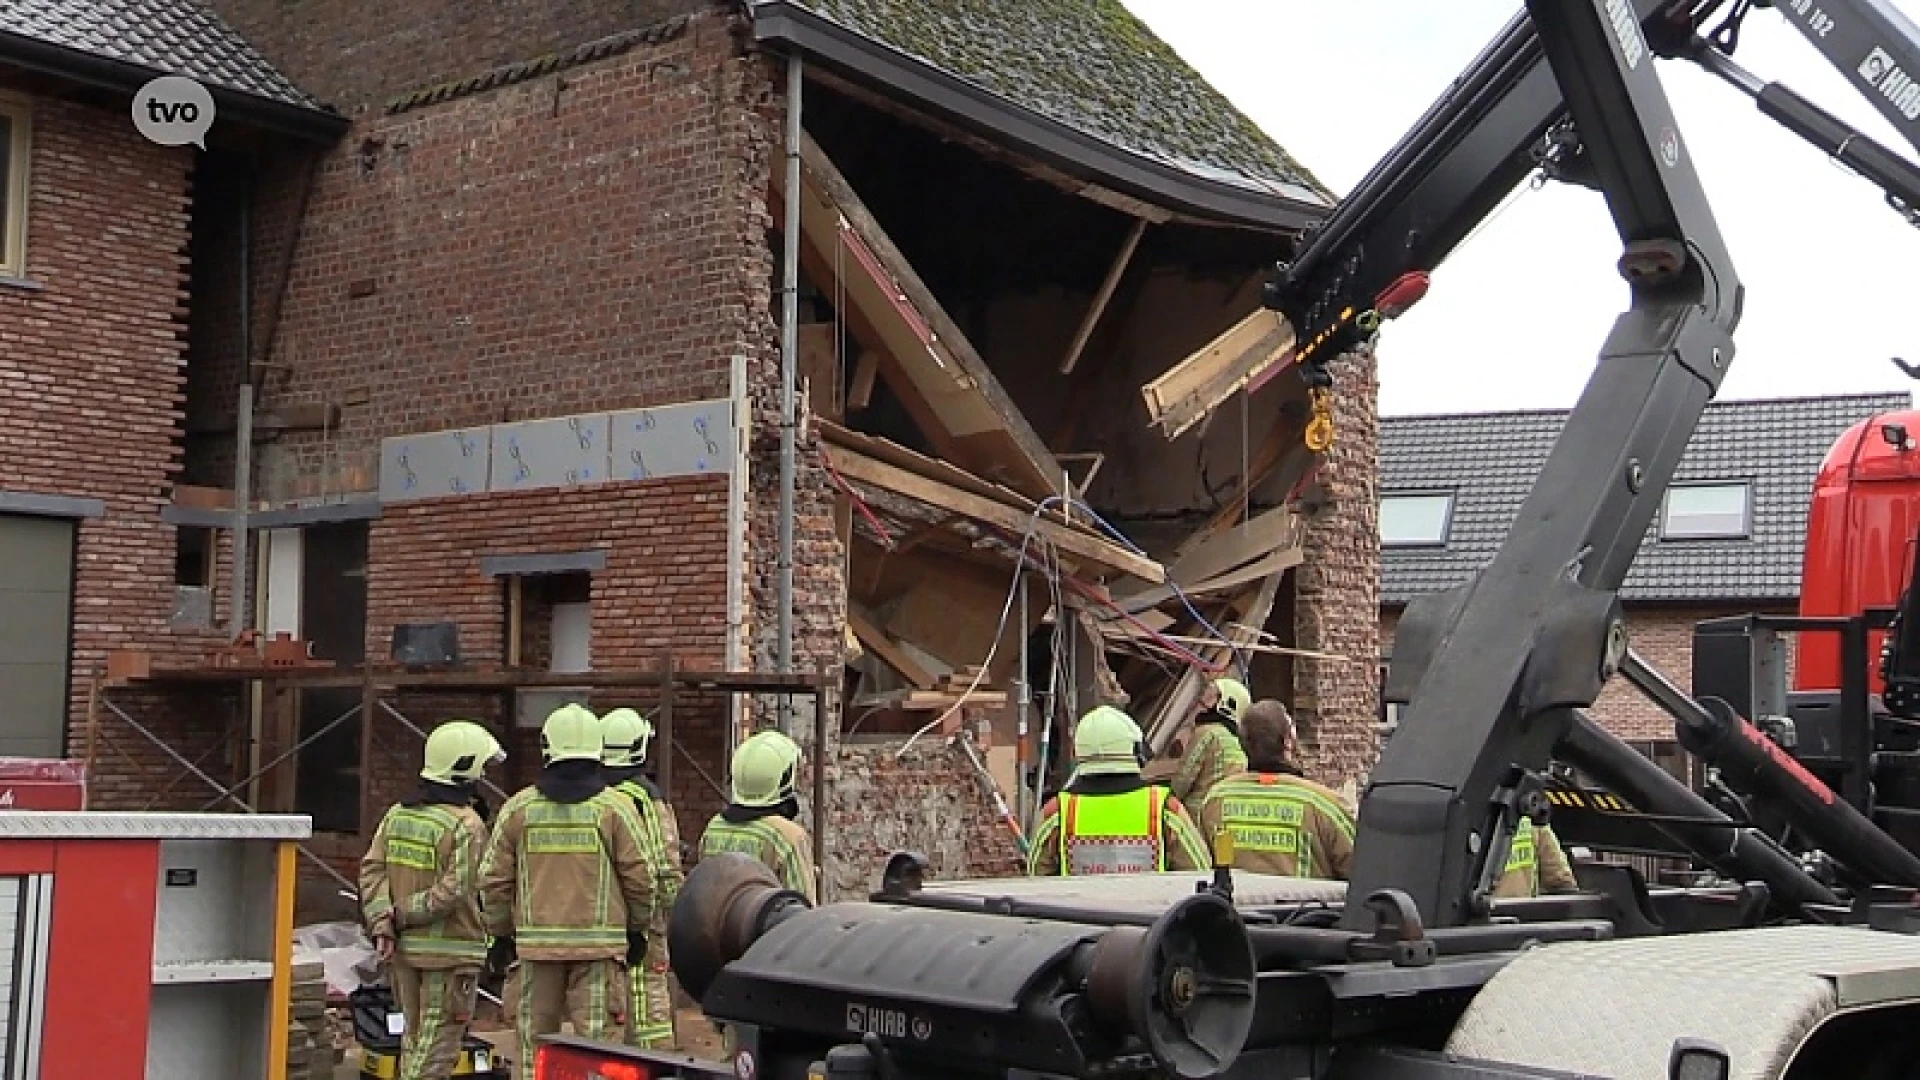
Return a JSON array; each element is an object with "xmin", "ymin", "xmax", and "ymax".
[{"xmin": 821, "ymin": 451, "xmax": 894, "ymax": 545}]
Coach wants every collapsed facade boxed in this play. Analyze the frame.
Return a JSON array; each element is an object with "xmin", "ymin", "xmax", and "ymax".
[{"xmin": 2, "ymin": 0, "xmax": 1383, "ymax": 905}]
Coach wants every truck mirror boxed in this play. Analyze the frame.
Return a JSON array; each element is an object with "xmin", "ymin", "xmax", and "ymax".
[{"xmin": 1668, "ymin": 1037, "xmax": 1730, "ymax": 1080}]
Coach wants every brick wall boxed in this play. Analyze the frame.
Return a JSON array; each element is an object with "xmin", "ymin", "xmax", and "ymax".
[
  {"xmin": 1378, "ymin": 603, "xmax": 1796, "ymax": 744},
  {"xmin": 823, "ymin": 738, "xmax": 1024, "ymax": 900},
  {"xmin": 361, "ymin": 478, "xmax": 731, "ymax": 816},
  {"xmin": 1292, "ymin": 350, "xmax": 1382, "ymax": 788},
  {"xmin": 0, "ymin": 86, "xmax": 250, "ymax": 807}
]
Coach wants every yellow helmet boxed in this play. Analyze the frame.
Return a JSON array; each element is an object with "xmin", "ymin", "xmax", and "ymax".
[
  {"xmin": 1211, "ymin": 678, "xmax": 1252, "ymax": 726},
  {"xmin": 600, "ymin": 708, "xmax": 654, "ymax": 767},
  {"xmin": 1072, "ymin": 705, "xmax": 1145, "ymax": 777},
  {"xmin": 540, "ymin": 703, "xmax": 603, "ymax": 765},
  {"xmin": 731, "ymin": 730, "xmax": 801, "ymax": 808},
  {"xmin": 421, "ymin": 720, "xmax": 505, "ymax": 784}
]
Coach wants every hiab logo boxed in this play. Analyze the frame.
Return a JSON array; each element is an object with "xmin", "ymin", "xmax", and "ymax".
[
  {"xmin": 1858, "ymin": 47, "xmax": 1920, "ymax": 121},
  {"xmin": 845, "ymin": 1002, "xmax": 909, "ymax": 1039}
]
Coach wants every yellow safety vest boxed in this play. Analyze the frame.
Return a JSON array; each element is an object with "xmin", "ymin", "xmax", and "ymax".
[
  {"xmin": 1505, "ymin": 820, "xmax": 1537, "ymax": 876},
  {"xmin": 1211, "ymin": 775, "xmax": 1339, "ymax": 876},
  {"xmin": 1059, "ymin": 787, "xmax": 1165, "ymax": 875}
]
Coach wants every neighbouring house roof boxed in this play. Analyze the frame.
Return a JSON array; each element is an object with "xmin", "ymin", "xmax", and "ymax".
[
  {"xmin": 1381, "ymin": 391, "xmax": 1916, "ymax": 607},
  {"xmin": 0, "ymin": 0, "xmax": 345, "ymax": 140},
  {"xmin": 745, "ymin": 0, "xmax": 1332, "ymax": 232}
]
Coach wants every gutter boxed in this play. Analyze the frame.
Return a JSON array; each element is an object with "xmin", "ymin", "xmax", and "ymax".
[
  {"xmin": 748, "ymin": 2, "xmax": 1329, "ymax": 234},
  {"xmin": 0, "ymin": 32, "xmax": 349, "ymax": 145}
]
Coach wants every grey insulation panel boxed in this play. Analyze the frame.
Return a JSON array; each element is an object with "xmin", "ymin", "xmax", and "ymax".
[
  {"xmin": 609, "ymin": 399, "xmax": 735, "ymax": 483},
  {"xmin": 379, "ymin": 427, "xmax": 491, "ymax": 502},
  {"xmin": 489, "ymin": 415, "xmax": 611, "ymax": 492},
  {"xmin": 1446, "ymin": 923, "xmax": 1920, "ymax": 1079},
  {"xmin": 725, "ymin": 904, "xmax": 1102, "ymax": 1013},
  {"xmin": 916, "ymin": 870, "xmax": 1347, "ymax": 914}
]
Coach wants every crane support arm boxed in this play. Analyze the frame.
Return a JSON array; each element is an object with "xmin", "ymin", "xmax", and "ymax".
[
  {"xmin": 1757, "ymin": 0, "xmax": 1920, "ymax": 156},
  {"xmin": 1331, "ymin": 0, "xmax": 1744, "ymax": 931}
]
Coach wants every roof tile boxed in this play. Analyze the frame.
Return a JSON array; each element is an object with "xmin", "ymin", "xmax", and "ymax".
[
  {"xmin": 2, "ymin": 0, "xmax": 324, "ymax": 112},
  {"xmin": 1381, "ymin": 392, "xmax": 1915, "ymax": 606},
  {"xmin": 756, "ymin": 0, "xmax": 1332, "ymax": 204}
]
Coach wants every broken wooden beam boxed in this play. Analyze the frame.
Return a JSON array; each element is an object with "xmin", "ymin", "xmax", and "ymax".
[
  {"xmin": 825, "ymin": 444, "xmax": 1166, "ymax": 585},
  {"xmin": 1145, "ymin": 572, "xmax": 1287, "ymax": 754},
  {"xmin": 1059, "ymin": 218, "xmax": 1148, "ymax": 375},
  {"xmin": 847, "ymin": 605, "xmax": 937, "ymax": 690},
  {"xmin": 1142, "ymin": 308, "xmax": 1297, "ymax": 441},
  {"xmin": 773, "ymin": 131, "xmax": 1064, "ymax": 502}
]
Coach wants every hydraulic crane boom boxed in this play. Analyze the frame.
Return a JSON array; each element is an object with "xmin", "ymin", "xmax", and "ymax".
[{"xmin": 1266, "ymin": 0, "xmax": 1747, "ymax": 930}]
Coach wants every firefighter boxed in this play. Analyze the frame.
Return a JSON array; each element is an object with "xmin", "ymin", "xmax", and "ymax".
[
  {"xmin": 1170, "ymin": 676, "xmax": 1251, "ymax": 807},
  {"xmin": 696, "ymin": 729, "xmax": 817, "ymax": 903},
  {"xmin": 359, "ymin": 719, "xmax": 506, "ymax": 1080},
  {"xmin": 1493, "ymin": 817, "xmax": 1580, "ymax": 898},
  {"xmin": 599, "ymin": 707, "xmax": 684, "ymax": 1050},
  {"xmin": 480, "ymin": 704, "xmax": 658, "ymax": 1080},
  {"xmin": 1197, "ymin": 700, "xmax": 1356, "ymax": 880},
  {"xmin": 1026, "ymin": 705, "xmax": 1211, "ymax": 876}
]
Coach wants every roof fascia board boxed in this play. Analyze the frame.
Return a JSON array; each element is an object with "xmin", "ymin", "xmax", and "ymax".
[
  {"xmin": 749, "ymin": 3, "xmax": 1328, "ymax": 234},
  {"xmin": 0, "ymin": 32, "xmax": 348, "ymax": 144}
]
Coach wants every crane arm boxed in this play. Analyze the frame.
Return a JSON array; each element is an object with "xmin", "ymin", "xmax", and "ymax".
[{"xmin": 1265, "ymin": 0, "xmax": 1745, "ymax": 930}]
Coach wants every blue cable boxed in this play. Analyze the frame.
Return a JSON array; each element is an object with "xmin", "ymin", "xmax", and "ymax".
[{"xmin": 1061, "ymin": 496, "xmax": 1251, "ymax": 681}]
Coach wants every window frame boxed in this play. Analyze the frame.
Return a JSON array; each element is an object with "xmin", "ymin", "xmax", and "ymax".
[
  {"xmin": 1659, "ymin": 480, "xmax": 1752, "ymax": 541},
  {"xmin": 0, "ymin": 93, "xmax": 28, "ymax": 278},
  {"xmin": 1380, "ymin": 490, "xmax": 1456, "ymax": 549}
]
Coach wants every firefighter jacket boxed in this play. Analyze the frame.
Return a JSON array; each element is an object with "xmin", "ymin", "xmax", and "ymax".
[
  {"xmin": 1491, "ymin": 819, "xmax": 1579, "ymax": 899},
  {"xmin": 697, "ymin": 808, "xmax": 817, "ymax": 904},
  {"xmin": 1198, "ymin": 768, "xmax": 1357, "ymax": 880},
  {"xmin": 479, "ymin": 781, "xmax": 656, "ymax": 963},
  {"xmin": 612, "ymin": 775, "xmax": 685, "ymax": 937},
  {"xmin": 1170, "ymin": 721, "xmax": 1247, "ymax": 809},
  {"xmin": 359, "ymin": 796, "xmax": 492, "ymax": 970},
  {"xmin": 1025, "ymin": 777, "xmax": 1210, "ymax": 876}
]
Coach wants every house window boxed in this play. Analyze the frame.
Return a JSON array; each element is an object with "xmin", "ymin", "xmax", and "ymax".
[
  {"xmin": 1381, "ymin": 492, "xmax": 1454, "ymax": 548},
  {"xmin": 0, "ymin": 95, "xmax": 27, "ymax": 277},
  {"xmin": 1661, "ymin": 482, "xmax": 1750, "ymax": 540}
]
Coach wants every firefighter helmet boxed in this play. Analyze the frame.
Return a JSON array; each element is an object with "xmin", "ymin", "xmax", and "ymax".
[
  {"xmin": 600, "ymin": 708, "xmax": 654, "ymax": 768},
  {"xmin": 1073, "ymin": 705, "xmax": 1146, "ymax": 777},
  {"xmin": 731, "ymin": 730, "xmax": 802, "ymax": 808},
  {"xmin": 540, "ymin": 703, "xmax": 604, "ymax": 765},
  {"xmin": 1211, "ymin": 678, "xmax": 1252, "ymax": 725},
  {"xmin": 421, "ymin": 720, "xmax": 505, "ymax": 784}
]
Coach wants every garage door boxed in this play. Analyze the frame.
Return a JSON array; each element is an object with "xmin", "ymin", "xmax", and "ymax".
[{"xmin": 0, "ymin": 516, "xmax": 74, "ymax": 759}]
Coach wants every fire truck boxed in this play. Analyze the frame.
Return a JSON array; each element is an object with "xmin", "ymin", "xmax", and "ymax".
[{"xmin": 537, "ymin": 0, "xmax": 1920, "ymax": 1077}]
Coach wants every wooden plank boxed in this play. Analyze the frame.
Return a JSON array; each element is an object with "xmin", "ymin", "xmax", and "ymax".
[
  {"xmin": 1141, "ymin": 309, "xmax": 1297, "ymax": 441},
  {"xmin": 1111, "ymin": 545, "xmax": 1304, "ymax": 615},
  {"xmin": 827, "ymin": 445, "xmax": 1167, "ymax": 585},
  {"xmin": 849, "ymin": 351, "xmax": 879, "ymax": 412},
  {"xmin": 863, "ymin": 688, "xmax": 1011, "ymax": 711},
  {"xmin": 819, "ymin": 421, "xmax": 1040, "ymax": 514},
  {"xmin": 1145, "ymin": 573, "xmax": 1287, "ymax": 754},
  {"xmin": 1168, "ymin": 507, "xmax": 1301, "ymax": 589},
  {"xmin": 1060, "ymin": 218, "xmax": 1147, "ymax": 375},
  {"xmin": 798, "ymin": 322, "xmax": 841, "ymax": 421},
  {"xmin": 847, "ymin": 605, "xmax": 937, "ymax": 689},
  {"xmin": 775, "ymin": 133, "xmax": 1063, "ymax": 500}
]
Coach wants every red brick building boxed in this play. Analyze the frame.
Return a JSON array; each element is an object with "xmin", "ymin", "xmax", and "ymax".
[
  {"xmin": 1379, "ymin": 392, "xmax": 1914, "ymax": 784},
  {"xmin": 0, "ymin": 5, "xmax": 344, "ymax": 804},
  {"xmin": 10, "ymin": 0, "xmax": 1385, "ymax": 903}
]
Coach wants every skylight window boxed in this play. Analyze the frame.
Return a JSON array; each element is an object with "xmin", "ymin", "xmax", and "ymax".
[
  {"xmin": 1381, "ymin": 493, "xmax": 1454, "ymax": 548},
  {"xmin": 1660, "ymin": 482, "xmax": 1750, "ymax": 540}
]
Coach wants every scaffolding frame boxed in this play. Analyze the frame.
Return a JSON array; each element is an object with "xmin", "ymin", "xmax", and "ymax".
[{"xmin": 86, "ymin": 651, "xmax": 835, "ymax": 895}]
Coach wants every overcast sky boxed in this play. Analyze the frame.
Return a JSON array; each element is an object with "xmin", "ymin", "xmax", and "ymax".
[{"xmin": 1122, "ymin": 0, "xmax": 1920, "ymax": 417}]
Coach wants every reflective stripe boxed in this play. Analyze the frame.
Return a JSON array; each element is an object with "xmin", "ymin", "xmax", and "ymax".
[
  {"xmin": 401, "ymin": 935, "xmax": 489, "ymax": 963},
  {"xmin": 1060, "ymin": 788, "xmax": 1162, "ymax": 875},
  {"xmin": 388, "ymin": 807, "xmax": 456, "ymax": 872},
  {"xmin": 1216, "ymin": 781, "xmax": 1314, "ymax": 872}
]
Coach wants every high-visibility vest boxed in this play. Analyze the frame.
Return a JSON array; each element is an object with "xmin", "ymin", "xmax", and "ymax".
[
  {"xmin": 1505, "ymin": 820, "xmax": 1538, "ymax": 876},
  {"xmin": 1059, "ymin": 787, "xmax": 1164, "ymax": 875},
  {"xmin": 1211, "ymin": 775, "xmax": 1337, "ymax": 876}
]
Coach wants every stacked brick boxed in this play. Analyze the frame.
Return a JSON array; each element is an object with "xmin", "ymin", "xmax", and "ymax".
[{"xmin": 287, "ymin": 960, "xmax": 337, "ymax": 1080}]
